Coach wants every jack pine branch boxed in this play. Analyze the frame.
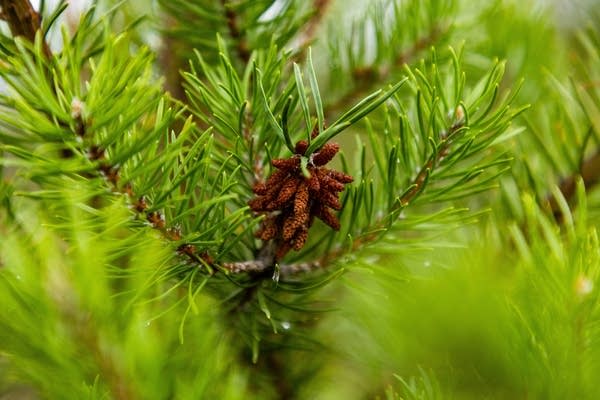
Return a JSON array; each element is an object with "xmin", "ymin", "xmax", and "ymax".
[{"xmin": 1, "ymin": 2, "xmax": 523, "ymax": 292}]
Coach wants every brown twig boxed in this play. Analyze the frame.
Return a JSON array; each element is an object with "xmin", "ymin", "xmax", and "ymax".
[
  {"xmin": 159, "ymin": 16, "xmax": 188, "ymax": 102},
  {"xmin": 58, "ymin": 303, "xmax": 137, "ymax": 399},
  {"xmin": 0, "ymin": 0, "xmax": 52, "ymax": 58},
  {"xmin": 294, "ymin": 0, "xmax": 333, "ymax": 59},
  {"xmin": 547, "ymin": 149, "xmax": 600, "ymax": 220},
  {"xmin": 392, "ymin": 116, "xmax": 459, "ymax": 210},
  {"xmin": 262, "ymin": 351, "xmax": 295, "ymax": 400},
  {"xmin": 325, "ymin": 25, "xmax": 445, "ymax": 118},
  {"xmin": 220, "ymin": 0, "xmax": 250, "ymax": 64}
]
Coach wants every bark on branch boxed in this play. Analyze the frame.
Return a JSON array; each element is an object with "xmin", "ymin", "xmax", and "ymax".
[
  {"xmin": 548, "ymin": 149, "xmax": 600, "ymax": 220},
  {"xmin": 0, "ymin": 0, "xmax": 52, "ymax": 58}
]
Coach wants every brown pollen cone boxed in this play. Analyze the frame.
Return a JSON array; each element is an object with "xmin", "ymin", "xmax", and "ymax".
[{"xmin": 249, "ymin": 138, "xmax": 353, "ymax": 260}]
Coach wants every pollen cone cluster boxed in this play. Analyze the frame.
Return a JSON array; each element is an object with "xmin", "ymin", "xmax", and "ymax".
[{"xmin": 249, "ymin": 139, "xmax": 353, "ymax": 260}]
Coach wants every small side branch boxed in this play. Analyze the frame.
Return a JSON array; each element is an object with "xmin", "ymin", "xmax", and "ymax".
[
  {"xmin": 159, "ymin": 16, "xmax": 188, "ymax": 101},
  {"xmin": 395, "ymin": 118, "xmax": 462, "ymax": 210},
  {"xmin": 222, "ymin": 259, "xmax": 322, "ymax": 276},
  {"xmin": 325, "ymin": 25, "xmax": 445, "ymax": 117},
  {"xmin": 294, "ymin": 0, "xmax": 333, "ymax": 59},
  {"xmin": 547, "ymin": 149, "xmax": 600, "ymax": 220},
  {"xmin": 220, "ymin": 0, "xmax": 250, "ymax": 64},
  {"xmin": 0, "ymin": 0, "xmax": 52, "ymax": 58},
  {"xmin": 62, "ymin": 307, "xmax": 136, "ymax": 399}
]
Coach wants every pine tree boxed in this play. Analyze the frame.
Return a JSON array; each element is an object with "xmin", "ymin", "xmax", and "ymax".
[{"xmin": 1, "ymin": 0, "xmax": 600, "ymax": 398}]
